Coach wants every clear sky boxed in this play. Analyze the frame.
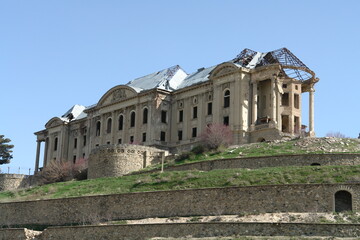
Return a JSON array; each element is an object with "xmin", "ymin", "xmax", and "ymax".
[{"xmin": 1, "ymin": 0, "xmax": 359, "ymax": 174}]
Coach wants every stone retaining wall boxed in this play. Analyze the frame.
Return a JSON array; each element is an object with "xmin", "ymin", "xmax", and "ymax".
[
  {"xmin": 36, "ymin": 222, "xmax": 360, "ymax": 240},
  {"xmin": 0, "ymin": 174, "xmax": 32, "ymax": 192},
  {"xmin": 166, "ymin": 153, "xmax": 360, "ymax": 172},
  {"xmin": 88, "ymin": 144, "xmax": 167, "ymax": 179},
  {"xmin": 3, "ymin": 222, "xmax": 360, "ymax": 240},
  {"xmin": 1, "ymin": 183, "xmax": 359, "ymax": 227}
]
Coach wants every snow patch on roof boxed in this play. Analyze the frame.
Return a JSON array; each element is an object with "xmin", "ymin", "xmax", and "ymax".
[
  {"xmin": 126, "ymin": 65, "xmax": 188, "ymax": 92},
  {"xmin": 60, "ymin": 104, "xmax": 87, "ymax": 121}
]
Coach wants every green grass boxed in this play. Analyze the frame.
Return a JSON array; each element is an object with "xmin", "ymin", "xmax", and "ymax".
[
  {"xmin": 140, "ymin": 138, "xmax": 360, "ymax": 172},
  {"xmin": 1, "ymin": 164, "xmax": 360, "ymax": 203}
]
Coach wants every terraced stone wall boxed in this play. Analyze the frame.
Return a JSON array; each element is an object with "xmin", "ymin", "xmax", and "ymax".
[
  {"xmin": 0, "ymin": 183, "xmax": 359, "ymax": 227},
  {"xmin": 166, "ymin": 153, "xmax": 360, "ymax": 172},
  {"xmin": 26, "ymin": 222, "xmax": 360, "ymax": 240}
]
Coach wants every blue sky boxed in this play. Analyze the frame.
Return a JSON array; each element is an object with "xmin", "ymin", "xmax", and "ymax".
[{"xmin": 1, "ymin": 0, "xmax": 360, "ymax": 174}]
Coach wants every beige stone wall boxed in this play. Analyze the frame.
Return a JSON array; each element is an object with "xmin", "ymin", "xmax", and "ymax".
[
  {"xmin": 88, "ymin": 144, "xmax": 167, "ymax": 179},
  {"xmin": 1, "ymin": 183, "xmax": 359, "ymax": 227},
  {"xmin": 0, "ymin": 174, "xmax": 32, "ymax": 192},
  {"xmin": 26, "ymin": 222, "xmax": 360, "ymax": 240},
  {"xmin": 164, "ymin": 153, "xmax": 360, "ymax": 172}
]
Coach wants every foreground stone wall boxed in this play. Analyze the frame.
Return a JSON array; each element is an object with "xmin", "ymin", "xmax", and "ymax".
[
  {"xmin": 3, "ymin": 222, "xmax": 360, "ymax": 239},
  {"xmin": 34, "ymin": 222, "xmax": 360, "ymax": 240},
  {"xmin": 165, "ymin": 153, "xmax": 360, "ymax": 172},
  {"xmin": 1, "ymin": 183, "xmax": 359, "ymax": 227},
  {"xmin": 88, "ymin": 144, "xmax": 167, "ymax": 179}
]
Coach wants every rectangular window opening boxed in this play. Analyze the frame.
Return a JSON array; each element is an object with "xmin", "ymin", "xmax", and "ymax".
[
  {"xmin": 160, "ymin": 131, "xmax": 166, "ymax": 141},
  {"xmin": 192, "ymin": 127, "xmax": 197, "ymax": 138},
  {"xmin": 193, "ymin": 106, "xmax": 198, "ymax": 119},
  {"xmin": 207, "ymin": 102, "xmax": 212, "ymax": 115},
  {"xmin": 179, "ymin": 110, "xmax": 183, "ymax": 122},
  {"xmin": 223, "ymin": 116, "xmax": 229, "ymax": 126},
  {"xmin": 294, "ymin": 94, "xmax": 299, "ymax": 109},
  {"xmin": 142, "ymin": 132, "xmax": 146, "ymax": 142},
  {"xmin": 161, "ymin": 110, "xmax": 167, "ymax": 123},
  {"xmin": 178, "ymin": 130, "xmax": 183, "ymax": 141},
  {"xmin": 282, "ymin": 93, "xmax": 289, "ymax": 106}
]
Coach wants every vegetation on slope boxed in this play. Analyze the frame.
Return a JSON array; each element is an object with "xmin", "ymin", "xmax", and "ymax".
[{"xmin": 1, "ymin": 164, "xmax": 360, "ymax": 203}]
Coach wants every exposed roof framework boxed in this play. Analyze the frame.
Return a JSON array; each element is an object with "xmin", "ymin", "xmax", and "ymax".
[{"xmin": 232, "ymin": 48, "xmax": 315, "ymax": 82}]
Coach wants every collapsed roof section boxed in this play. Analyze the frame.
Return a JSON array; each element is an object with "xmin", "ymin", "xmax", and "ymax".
[
  {"xmin": 232, "ymin": 48, "xmax": 315, "ymax": 82},
  {"xmin": 125, "ymin": 65, "xmax": 188, "ymax": 92}
]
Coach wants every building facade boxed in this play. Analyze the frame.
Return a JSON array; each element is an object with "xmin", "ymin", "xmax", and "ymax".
[{"xmin": 34, "ymin": 48, "xmax": 319, "ymax": 172}]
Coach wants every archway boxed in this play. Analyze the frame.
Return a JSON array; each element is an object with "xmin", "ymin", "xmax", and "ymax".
[{"xmin": 335, "ymin": 190, "xmax": 352, "ymax": 212}]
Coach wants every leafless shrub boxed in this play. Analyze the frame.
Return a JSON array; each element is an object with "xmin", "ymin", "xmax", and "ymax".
[
  {"xmin": 326, "ymin": 131, "xmax": 347, "ymax": 138},
  {"xmin": 38, "ymin": 158, "xmax": 88, "ymax": 184},
  {"xmin": 199, "ymin": 123, "xmax": 233, "ymax": 150}
]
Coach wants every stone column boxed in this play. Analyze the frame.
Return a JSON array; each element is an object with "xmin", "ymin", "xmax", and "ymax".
[
  {"xmin": 270, "ymin": 77, "xmax": 277, "ymax": 124},
  {"xmin": 35, "ymin": 140, "xmax": 41, "ymax": 173},
  {"xmin": 309, "ymin": 86, "xmax": 315, "ymax": 137},
  {"xmin": 251, "ymin": 82, "xmax": 258, "ymax": 129}
]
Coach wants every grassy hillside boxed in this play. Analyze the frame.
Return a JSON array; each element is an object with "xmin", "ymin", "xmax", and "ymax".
[
  {"xmin": 1, "ymin": 164, "xmax": 360, "ymax": 203},
  {"xmin": 0, "ymin": 137, "xmax": 358, "ymax": 203}
]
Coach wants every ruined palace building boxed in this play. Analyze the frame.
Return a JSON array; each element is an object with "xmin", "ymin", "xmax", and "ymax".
[{"xmin": 34, "ymin": 48, "xmax": 319, "ymax": 172}]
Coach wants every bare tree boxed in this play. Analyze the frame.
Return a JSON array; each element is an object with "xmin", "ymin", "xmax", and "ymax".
[
  {"xmin": 199, "ymin": 123, "xmax": 233, "ymax": 150},
  {"xmin": 326, "ymin": 131, "xmax": 347, "ymax": 138}
]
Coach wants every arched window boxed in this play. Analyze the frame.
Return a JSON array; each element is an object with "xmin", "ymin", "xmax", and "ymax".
[
  {"xmin": 96, "ymin": 121, "xmax": 101, "ymax": 136},
  {"xmin": 335, "ymin": 190, "xmax": 352, "ymax": 212},
  {"xmin": 118, "ymin": 115, "xmax": 124, "ymax": 131},
  {"xmin": 143, "ymin": 108, "xmax": 148, "ymax": 124},
  {"xmin": 130, "ymin": 112, "xmax": 136, "ymax": 127},
  {"xmin": 54, "ymin": 137, "xmax": 58, "ymax": 151},
  {"xmin": 224, "ymin": 90, "xmax": 230, "ymax": 108},
  {"xmin": 107, "ymin": 118, "xmax": 112, "ymax": 134}
]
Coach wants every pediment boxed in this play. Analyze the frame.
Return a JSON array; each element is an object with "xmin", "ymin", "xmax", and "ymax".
[
  {"xmin": 45, "ymin": 117, "xmax": 63, "ymax": 129},
  {"xmin": 210, "ymin": 63, "xmax": 239, "ymax": 79},
  {"xmin": 98, "ymin": 85, "xmax": 137, "ymax": 106}
]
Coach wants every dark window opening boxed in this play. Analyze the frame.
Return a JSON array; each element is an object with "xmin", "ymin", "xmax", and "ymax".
[
  {"xmin": 83, "ymin": 135, "xmax": 86, "ymax": 146},
  {"xmin": 192, "ymin": 127, "xmax": 197, "ymax": 138},
  {"xmin": 282, "ymin": 84, "xmax": 287, "ymax": 88},
  {"xmin": 178, "ymin": 130, "xmax": 183, "ymax": 141},
  {"xmin": 335, "ymin": 190, "xmax": 352, "ymax": 212},
  {"xmin": 179, "ymin": 110, "xmax": 183, "ymax": 122},
  {"xmin": 118, "ymin": 115, "xmax": 124, "ymax": 131},
  {"xmin": 74, "ymin": 138, "xmax": 77, "ymax": 149},
  {"xmin": 118, "ymin": 138, "xmax": 122, "ymax": 144},
  {"xmin": 282, "ymin": 115, "xmax": 289, "ymax": 133},
  {"xmin": 130, "ymin": 112, "xmax": 136, "ymax": 127},
  {"xmin": 130, "ymin": 136, "xmax": 134, "ymax": 144},
  {"xmin": 82, "ymin": 153, "xmax": 85, "ymax": 158},
  {"xmin": 107, "ymin": 118, "xmax": 112, "ymax": 133},
  {"xmin": 294, "ymin": 94, "xmax": 299, "ymax": 109},
  {"xmin": 142, "ymin": 132, "xmax": 146, "ymax": 142},
  {"xmin": 160, "ymin": 131, "xmax": 166, "ymax": 141},
  {"xmin": 207, "ymin": 102, "xmax": 212, "ymax": 115},
  {"xmin": 223, "ymin": 116, "xmax": 229, "ymax": 126},
  {"xmin": 143, "ymin": 108, "xmax": 148, "ymax": 124},
  {"xmin": 161, "ymin": 110, "xmax": 167, "ymax": 123},
  {"xmin": 96, "ymin": 121, "xmax": 101, "ymax": 136},
  {"xmin": 282, "ymin": 93, "xmax": 289, "ymax": 106},
  {"xmin": 107, "ymin": 141, "xmax": 110, "ymax": 145},
  {"xmin": 73, "ymin": 155, "xmax": 76, "ymax": 164},
  {"xmin": 54, "ymin": 137, "xmax": 58, "ymax": 151},
  {"xmin": 193, "ymin": 106, "xmax": 198, "ymax": 119},
  {"xmin": 224, "ymin": 90, "xmax": 230, "ymax": 108},
  {"xmin": 95, "ymin": 144, "xmax": 99, "ymax": 147}
]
